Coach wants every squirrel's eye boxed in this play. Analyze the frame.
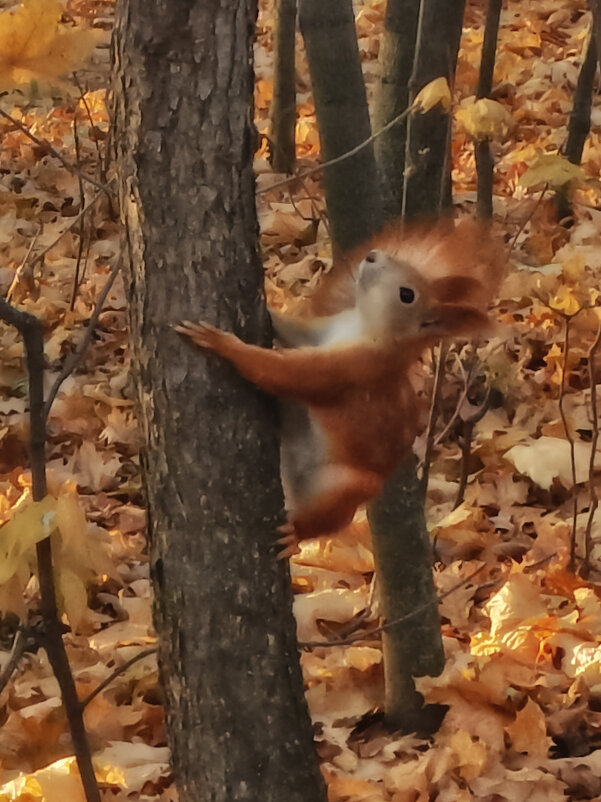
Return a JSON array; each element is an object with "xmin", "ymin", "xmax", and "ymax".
[
  {"xmin": 365, "ymin": 250, "xmax": 378, "ymax": 264},
  {"xmin": 399, "ymin": 286, "xmax": 416, "ymax": 304}
]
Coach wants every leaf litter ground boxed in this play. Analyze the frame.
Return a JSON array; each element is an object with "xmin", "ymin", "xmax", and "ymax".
[{"xmin": 2, "ymin": 0, "xmax": 601, "ymax": 800}]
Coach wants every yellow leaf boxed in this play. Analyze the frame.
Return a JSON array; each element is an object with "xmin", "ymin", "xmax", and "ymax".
[
  {"xmin": 549, "ymin": 285, "xmax": 581, "ymax": 315},
  {"xmin": 413, "ymin": 77, "xmax": 452, "ymax": 113},
  {"xmin": 456, "ymin": 98, "xmax": 514, "ymax": 141},
  {"xmin": 55, "ymin": 492, "xmax": 87, "ymax": 550},
  {"xmin": 519, "ymin": 153, "xmax": 584, "ymax": 191},
  {"xmin": 0, "ymin": 495, "xmax": 56, "ymax": 584},
  {"xmin": 56, "ymin": 568, "xmax": 88, "ymax": 631},
  {"xmin": 562, "ymin": 253, "xmax": 586, "ymax": 282},
  {"xmin": 0, "ymin": 0, "xmax": 99, "ymax": 91}
]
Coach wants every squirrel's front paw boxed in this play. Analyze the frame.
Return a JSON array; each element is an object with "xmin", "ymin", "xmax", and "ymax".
[{"xmin": 175, "ymin": 320, "xmax": 230, "ymax": 351}]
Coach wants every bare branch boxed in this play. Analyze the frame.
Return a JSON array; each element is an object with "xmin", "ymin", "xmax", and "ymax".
[
  {"xmin": 257, "ymin": 103, "xmax": 414, "ymax": 196},
  {"xmin": 0, "ymin": 108, "xmax": 114, "ymax": 198},
  {"xmin": 558, "ymin": 316, "xmax": 579, "ymax": 569},
  {"xmin": 82, "ymin": 646, "xmax": 158, "ymax": 708}
]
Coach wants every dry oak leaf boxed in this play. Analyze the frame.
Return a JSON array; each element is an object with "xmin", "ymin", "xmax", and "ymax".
[
  {"xmin": 0, "ymin": 0, "xmax": 98, "ymax": 91},
  {"xmin": 505, "ymin": 436, "xmax": 593, "ymax": 490},
  {"xmin": 505, "ymin": 697, "xmax": 552, "ymax": 757}
]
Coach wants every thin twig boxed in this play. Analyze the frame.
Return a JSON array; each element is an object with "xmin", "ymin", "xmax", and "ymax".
[
  {"xmin": 70, "ymin": 119, "xmax": 87, "ymax": 311},
  {"xmin": 453, "ymin": 389, "xmax": 491, "ymax": 510},
  {"xmin": 584, "ymin": 320, "xmax": 601, "ymax": 572},
  {"xmin": 421, "ymin": 341, "xmax": 450, "ymax": 491},
  {"xmin": 0, "ymin": 627, "xmax": 34, "ymax": 696},
  {"xmin": 28, "ymin": 193, "xmax": 102, "ymax": 275},
  {"xmin": 257, "ymin": 103, "xmax": 414, "ymax": 195},
  {"xmin": 433, "ymin": 350, "xmax": 475, "ymax": 449},
  {"xmin": 82, "ymin": 646, "xmax": 158, "ymax": 708},
  {"xmin": 509, "ymin": 185, "xmax": 548, "ymax": 253},
  {"xmin": 558, "ymin": 315, "xmax": 579, "ymax": 570},
  {"xmin": 44, "ymin": 261, "xmax": 121, "ymax": 420},
  {"xmin": 0, "ymin": 108, "xmax": 114, "ymax": 198},
  {"xmin": 72, "ymin": 73, "xmax": 107, "ymax": 186},
  {"xmin": 5, "ymin": 230, "xmax": 40, "ymax": 302}
]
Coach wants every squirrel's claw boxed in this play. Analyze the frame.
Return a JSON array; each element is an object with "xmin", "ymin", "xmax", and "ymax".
[
  {"xmin": 175, "ymin": 320, "xmax": 226, "ymax": 350},
  {"xmin": 276, "ymin": 525, "xmax": 301, "ymax": 559}
]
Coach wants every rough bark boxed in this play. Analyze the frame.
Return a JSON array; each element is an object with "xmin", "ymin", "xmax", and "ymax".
[
  {"xmin": 298, "ymin": 0, "xmax": 384, "ymax": 252},
  {"xmin": 269, "ymin": 0, "xmax": 297, "ymax": 173},
  {"xmin": 475, "ymin": 0, "xmax": 502, "ymax": 220},
  {"xmin": 368, "ymin": 455, "xmax": 445, "ymax": 732},
  {"xmin": 402, "ymin": 0, "xmax": 466, "ymax": 219},
  {"xmin": 112, "ymin": 2, "xmax": 326, "ymax": 801},
  {"xmin": 373, "ymin": 0, "xmax": 421, "ymax": 218}
]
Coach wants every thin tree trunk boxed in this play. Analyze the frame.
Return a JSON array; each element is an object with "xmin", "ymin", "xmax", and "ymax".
[
  {"xmin": 475, "ymin": 0, "xmax": 502, "ymax": 220},
  {"xmin": 403, "ymin": 0, "xmax": 466, "ymax": 219},
  {"xmin": 112, "ymin": 2, "xmax": 326, "ymax": 801},
  {"xmin": 269, "ymin": 0, "xmax": 297, "ymax": 173},
  {"xmin": 565, "ymin": 34, "xmax": 597, "ymax": 164},
  {"xmin": 298, "ymin": 0, "xmax": 384, "ymax": 252},
  {"xmin": 373, "ymin": 0, "xmax": 421, "ymax": 218},
  {"xmin": 556, "ymin": 32, "xmax": 597, "ymax": 222},
  {"xmin": 368, "ymin": 456, "xmax": 445, "ymax": 732}
]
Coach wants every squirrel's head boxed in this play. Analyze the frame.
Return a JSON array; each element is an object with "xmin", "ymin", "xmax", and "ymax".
[{"xmin": 355, "ymin": 249, "xmax": 491, "ymax": 343}]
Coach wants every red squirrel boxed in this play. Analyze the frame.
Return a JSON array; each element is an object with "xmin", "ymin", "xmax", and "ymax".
[{"xmin": 176, "ymin": 220, "xmax": 503, "ymax": 556}]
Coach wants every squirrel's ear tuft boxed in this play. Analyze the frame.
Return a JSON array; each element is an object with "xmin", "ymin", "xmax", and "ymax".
[
  {"xmin": 421, "ymin": 304, "xmax": 491, "ymax": 336},
  {"xmin": 429, "ymin": 275, "xmax": 486, "ymax": 305}
]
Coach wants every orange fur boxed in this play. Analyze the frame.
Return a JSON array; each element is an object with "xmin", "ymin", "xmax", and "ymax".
[
  {"xmin": 176, "ymin": 220, "xmax": 505, "ymax": 555},
  {"xmin": 312, "ymin": 218, "xmax": 504, "ymax": 316}
]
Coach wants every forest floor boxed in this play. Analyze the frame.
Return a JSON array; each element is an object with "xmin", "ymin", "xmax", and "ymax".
[{"xmin": 2, "ymin": 0, "xmax": 601, "ymax": 800}]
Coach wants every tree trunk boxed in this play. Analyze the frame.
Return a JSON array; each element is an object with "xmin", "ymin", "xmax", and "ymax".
[
  {"xmin": 298, "ymin": 0, "xmax": 384, "ymax": 252},
  {"xmin": 475, "ymin": 0, "xmax": 502, "ymax": 220},
  {"xmin": 556, "ymin": 32, "xmax": 597, "ymax": 222},
  {"xmin": 112, "ymin": 2, "xmax": 326, "ymax": 801},
  {"xmin": 269, "ymin": 0, "xmax": 297, "ymax": 173},
  {"xmin": 368, "ymin": 456, "xmax": 445, "ymax": 732},
  {"xmin": 373, "ymin": 0, "xmax": 420, "ymax": 219},
  {"xmin": 402, "ymin": 0, "xmax": 466, "ymax": 219}
]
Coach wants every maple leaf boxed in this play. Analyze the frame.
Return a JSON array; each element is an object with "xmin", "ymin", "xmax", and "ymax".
[
  {"xmin": 519, "ymin": 153, "xmax": 584, "ymax": 191},
  {"xmin": 0, "ymin": 0, "xmax": 99, "ymax": 91},
  {"xmin": 0, "ymin": 494, "xmax": 56, "ymax": 584},
  {"xmin": 413, "ymin": 77, "xmax": 452, "ymax": 113}
]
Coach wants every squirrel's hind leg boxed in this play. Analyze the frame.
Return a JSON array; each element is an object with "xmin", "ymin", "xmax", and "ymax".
[{"xmin": 277, "ymin": 465, "xmax": 383, "ymax": 558}]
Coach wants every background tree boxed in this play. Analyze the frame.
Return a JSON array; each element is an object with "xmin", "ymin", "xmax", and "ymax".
[
  {"xmin": 556, "ymin": 32, "xmax": 597, "ymax": 222},
  {"xmin": 112, "ymin": 1, "xmax": 326, "ymax": 800},
  {"xmin": 475, "ymin": 0, "xmax": 502, "ymax": 220},
  {"xmin": 269, "ymin": 0, "xmax": 297, "ymax": 173},
  {"xmin": 373, "ymin": 0, "xmax": 421, "ymax": 218},
  {"xmin": 403, "ymin": 0, "xmax": 466, "ymax": 218},
  {"xmin": 298, "ymin": 0, "xmax": 384, "ymax": 251}
]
